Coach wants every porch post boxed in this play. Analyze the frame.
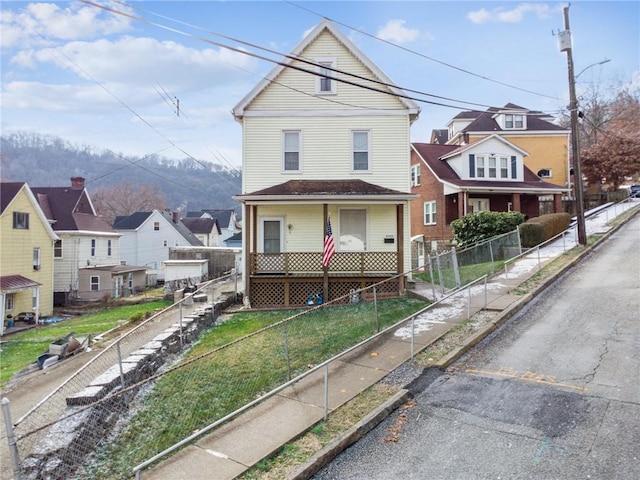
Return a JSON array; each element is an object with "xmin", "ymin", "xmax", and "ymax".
[
  {"xmin": 396, "ymin": 204, "xmax": 405, "ymax": 293},
  {"xmin": 323, "ymin": 204, "xmax": 329, "ymax": 303},
  {"xmin": 512, "ymin": 193, "xmax": 522, "ymax": 212},
  {"xmin": 0, "ymin": 293, "xmax": 5, "ymax": 336},
  {"xmin": 458, "ymin": 192, "xmax": 466, "ymax": 218},
  {"xmin": 553, "ymin": 193, "xmax": 563, "ymax": 213},
  {"xmin": 244, "ymin": 204, "xmax": 254, "ymax": 303}
]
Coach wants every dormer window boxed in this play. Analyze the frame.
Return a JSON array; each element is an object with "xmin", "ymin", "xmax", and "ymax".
[
  {"xmin": 504, "ymin": 114, "xmax": 525, "ymax": 129},
  {"xmin": 316, "ymin": 58, "xmax": 337, "ymax": 95}
]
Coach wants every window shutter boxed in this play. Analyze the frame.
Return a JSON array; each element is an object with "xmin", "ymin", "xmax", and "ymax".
[
  {"xmin": 469, "ymin": 154, "xmax": 475, "ymax": 178},
  {"xmin": 511, "ymin": 156, "xmax": 517, "ymax": 178}
]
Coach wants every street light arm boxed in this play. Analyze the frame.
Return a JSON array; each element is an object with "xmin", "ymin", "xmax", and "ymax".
[{"xmin": 575, "ymin": 58, "xmax": 611, "ymax": 80}]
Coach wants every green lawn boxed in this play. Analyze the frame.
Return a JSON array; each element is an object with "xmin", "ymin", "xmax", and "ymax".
[
  {"xmin": 85, "ymin": 297, "xmax": 429, "ymax": 479},
  {"xmin": 0, "ymin": 301, "xmax": 172, "ymax": 387}
]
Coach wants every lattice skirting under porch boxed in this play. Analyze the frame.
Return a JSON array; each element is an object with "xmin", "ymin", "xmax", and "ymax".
[{"xmin": 248, "ymin": 276, "xmax": 401, "ymax": 307}]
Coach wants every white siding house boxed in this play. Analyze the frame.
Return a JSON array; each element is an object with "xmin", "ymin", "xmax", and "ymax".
[
  {"xmin": 232, "ymin": 19, "xmax": 420, "ymax": 307},
  {"xmin": 113, "ymin": 210, "xmax": 203, "ymax": 282}
]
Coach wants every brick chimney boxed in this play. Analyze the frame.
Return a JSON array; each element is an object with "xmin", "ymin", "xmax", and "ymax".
[{"xmin": 70, "ymin": 177, "xmax": 85, "ymax": 188}]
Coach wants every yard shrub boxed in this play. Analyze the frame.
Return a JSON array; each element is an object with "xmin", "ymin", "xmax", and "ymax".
[
  {"xmin": 451, "ymin": 211, "xmax": 526, "ymax": 248},
  {"xmin": 519, "ymin": 212, "xmax": 571, "ymax": 248}
]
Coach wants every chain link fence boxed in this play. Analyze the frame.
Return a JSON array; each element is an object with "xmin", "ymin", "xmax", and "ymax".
[{"xmin": 2, "ymin": 231, "xmax": 525, "ymax": 480}]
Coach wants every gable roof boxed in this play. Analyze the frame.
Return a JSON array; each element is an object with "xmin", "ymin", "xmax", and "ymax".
[
  {"xmin": 412, "ymin": 143, "xmax": 566, "ymax": 193},
  {"xmin": 235, "ymin": 179, "xmax": 415, "ymax": 202},
  {"xmin": 30, "ymin": 185, "xmax": 114, "ymax": 233},
  {"xmin": 430, "ymin": 129, "xmax": 449, "ymax": 144},
  {"xmin": 440, "ymin": 134, "xmax": 529, "ymax": 160},
  {"xmin": 232, "ymin": 18, "xmax": 420, "ymax": 120},
  {"xmin": 113, "ymin": 210, "xmax": 203, "ymax": 246},
  {"xmin": 0, "ymin": 182, "xmax": 59, "ymax": 241},
  {"xmin": 113, "ymin": 211, "xmax": 153, "ymax": 229},
  {"xmin": 181, "ymin": 217, "xmax": 221, "ymax": 235}
]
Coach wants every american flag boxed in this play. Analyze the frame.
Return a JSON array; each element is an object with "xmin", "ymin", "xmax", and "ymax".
[{"xmin": 322, "ymin": 216, "xmax": 336, "ymax": 268}]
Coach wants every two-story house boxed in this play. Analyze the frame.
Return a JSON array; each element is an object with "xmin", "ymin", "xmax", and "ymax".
[
  {"xmin": 181, "ymin": 217, "xmax": 221, "ymax": 247},
  {"xmin": 232, "ymin": 19, "xmax": 420, "ymax": 308},
  {"xmin": 31, "ymin": 177, "xmax": 121, "ymax": 305},
  {"xmin": 113, "ymin": 210, "xmax": 203, "ymax": 282},
  {"xmin": 1, "ymin": 182, "xmax": 58, "ymax": 334},
  {"xmin": 410, "ymin": 136, "xmax": 567, "ymax": 255},
  {"xmin": 446, "ymin": 104, "xmax": 571, "ymax": 188}
]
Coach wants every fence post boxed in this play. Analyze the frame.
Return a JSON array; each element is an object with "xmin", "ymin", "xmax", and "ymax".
[
  {"xmin": 489, "ymin": 239, "xmax": 495, "ymax": 272},
  {"xmin": 324, "ymin": 364, "xmax": 329, "ymax": 422},
  {"xmin": 467, "ymin": 284, "xmax": 471, "ymax": 320},
  {"xmin": 283, "ymin": 321, "xmax": 291, "ymax": 381},
  {"xmin": 436, "ymin": 253, "xmax": 445, "ymax": 295},
  {"xmin": 116, "ymin": 341, "xmax": 126, "ymax": 390},
  {"xmin": 427, "ymin": 254, "xmax": 436, "ymax": 300},
  {"xmin": 537, "ymin": 246, "xmax": 541, "ymax": 270},
  {"xmin": 484, "ymin": 276, "xmax": 488, "ymax": 309},
  {"xmin": 2, "ymin": 398, "xmax": 22, "ymax": 480},
  {"xmin": 451, "ymin": 247, "xmax": 461, "ymax": 289},
  {"xmin": 179, "ymin": 302, "xmax": 184, "ymax": 350},
  {"xmin": 373, "ymin": 286, "xmax": 379, "ymax": 332}
]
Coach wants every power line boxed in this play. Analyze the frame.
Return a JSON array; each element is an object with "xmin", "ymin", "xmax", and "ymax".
[{"xmin": 285, "ymin": 0, "xmax": 559, "ymax": 101}]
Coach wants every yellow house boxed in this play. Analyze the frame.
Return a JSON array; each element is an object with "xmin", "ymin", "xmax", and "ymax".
[
  {"xmin": 1, "ymin": 182, "xmax": 58, "ymax": 335},
  {"xmin": 446, "ymin": 104, "xmax": 570, "ymax": 189}
]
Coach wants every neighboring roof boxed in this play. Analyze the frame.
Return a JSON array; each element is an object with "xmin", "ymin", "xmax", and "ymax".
[
  {"xmin": 0, "ymin": 182, "xmax": 24, "ymax": 214},
  {"xmin": 30, "ymin": 185, "xmax": 114, "ymax": 233},
  {"xmin": 225, "ymin": 232, "xmax": 242, "ymax": 243},
  {"xmin": 412, "ymin": 143, "xmax": 566, "ymax": 193},
  {"xmin": 185, "ymin": 211, "xmax": 207, "ymax": 218},
  {"xmin": 430, "ymin": 129, "xmax": 449, "ymax": 144},
  {"xmin": 232, "ymin": 18, "xmax": 420, "ymax": 121},
  {"xmin": 448, "ymin": 103, "xmax": 568, "ymax": 133},
  {"xmin": 440, "ymin": 134, "xmax": 529, "ymax": 160},
  {"xmin": 80, "ymin": 265, "xmax": 147, "ymax": 274},
  {"xmin": 201, "ymin": 209, "xmax": 234, "ymax": 227},
  {"xmin": 113, "ymin": 211, "xmax": 153, "ymax": 229},
  {"xmin": 0, "ymin": 275, "xmax": 41, "ymax": 293},
  {"xmin": 0, "ymin": 182, "xmax": 60, "ymax": 241},
  {"xmin": 157, "ymin": 210, "xmax": 203, "ymax": 246},
  {"xmin": 181, "ymin": 217, "xmax": 220, "ymax": 235},
  {"xmin": 235, "ymin": 179, "xmax": 415, "ymax": 202}
]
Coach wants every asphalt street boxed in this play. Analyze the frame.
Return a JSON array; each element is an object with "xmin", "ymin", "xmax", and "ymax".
[{"xmin": 313, "ymin": 213, "xmax": 640, "ymax": 480}]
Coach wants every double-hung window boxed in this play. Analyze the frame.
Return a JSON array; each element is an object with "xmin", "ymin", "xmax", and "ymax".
[
  {"xmin": 33, "ymin": 248, "xmax": 41, "ymax": 271},
  {"xmin": 13, "ymin": 212, "xmax": 29, "ymax": 229},
  {"xmin": 90, "ymin": 239, "xmax": 96, "ymax": 257},
  {"xmin": 500, "ymin": 157, "xmax": 509, "ymax": 178},
  {"xmin": 54, "ymin": 239, "xmax": 63, "ymax": 258},
  {"xmin": 107, "ymin": 239, "xmax": 112, "ymax": 257},
  {"xmin": 411, "ymin": 164, "xmax": 421, "ymax": 186},
  {"xmin": 488, "ymin": 156, "xmax": 497, "ymax": 178},
  {"xmin": 424, "ymin": 201, "xmax": 436, "ymax": 225},
  {"xmin": 476, "ymin": 156, "xmax": 485, "ymax": 178},
  {"xmin": 505, "ymin": 114, "xmax": 524, "ymax": 129},
  {"xmin": 316, "ymin": 58, "xmax": 337, "ymax": 94},
  {"xmin": 283, "ymin": 131, "xmax": 301, "ymax": 171},
  {"xmin": 90, "ymin": 276, "xmax": 99, "ymax": 292},
  {"xmin": 352, "ymin": 131, "xmax": 370, "ymax": 171}
]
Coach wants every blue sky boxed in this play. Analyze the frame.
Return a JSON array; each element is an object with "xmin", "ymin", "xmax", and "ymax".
[{"xmin": 1, "ymin": 1, "xmax": 638, "ymax": 171}]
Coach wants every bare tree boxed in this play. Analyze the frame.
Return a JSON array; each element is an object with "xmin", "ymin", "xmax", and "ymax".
[{"xmin": 93, "ymin": 181, "xmax": 167, "ymax": 225}]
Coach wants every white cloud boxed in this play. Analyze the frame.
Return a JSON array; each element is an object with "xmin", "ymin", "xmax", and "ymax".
[
  {"xmin": 467, "ymin": 3, "xmax": 555, "ymax": 24},
  {"xmin": 1, "ymin": 1, "xmax": 133, "ymax": 48},
  {"xmin": 376, "ymin": 19, "xmax": 420, "ymax": 43}
]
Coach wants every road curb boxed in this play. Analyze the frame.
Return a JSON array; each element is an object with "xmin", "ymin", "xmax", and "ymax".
[{"xmin": 287, "ymin": 389, "xmax": 411, "ymax": 480}]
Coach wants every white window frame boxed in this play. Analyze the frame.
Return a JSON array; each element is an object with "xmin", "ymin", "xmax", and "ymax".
[
  {"xmin": 282, "ymin": 130, "xmax": 301, "ymax": 172},
  {"xmin": 411, "ymin": 164, "xmax": 421, "ymax": 187},
  {"xmin": 32, "ymin": 289, "xmax": 38, "ymax": 309},
  {"xmin": 476, "ymin": 156, "xmax": 485, "ymax": 178},
  {"xmin": 500, "ymin": 157, "xmax": 509, "ymax": 178},
  {"xmin": 33, "ymin": 248, "xmax": 41, "ymax": 271},
  {"xmin": 504, "ymin": 114, "xmax": 525, "ymax": 129},
  {"xmin": 488, "ymin": 156, "xmax": 497, "ymax": 178},
  {"xmin": 13, "ymin": 212, "xmax": 29, "ymax": 229},
  {"xmin": 259, "ymin": 217, "xmax": 284, "ymax": 254},
  {"xmin": 54, "ymin": 239, "xmax": 63, "ymax": 258},
  {"xmin": 154, "ymin": 222, "xmax": 160, "ymax": 231},
  {"xmin": 539, "ymin": 168, "xmax": 553, "ymax": 179},
  {"xmin": 107, "ymin": 239, "xmax": 112, "ymax": 257},
  {"xmin": 352, "ymin": 130, "xmax": 370, "ymax": 172},
  {"xmin": 90, "ymin": 276, "xmax": 100, "ymax": 292},
  {"xmin": 163, "ymin": 240, "xmax": 168, "ymax": 247},
  {"xmin": 424, "ymin": 201, "xmax": 436, "ymax": 225},
  {"xmin": 316, "ymin": 57, "xmax": 337, "ymax": 95},
  {"xmin": 5, "ymin": 293, "xmax": 14, "ymax": 311},
  {"xmin": 90, "ymin": 239, "xmax": 96, "ymax": 257}
]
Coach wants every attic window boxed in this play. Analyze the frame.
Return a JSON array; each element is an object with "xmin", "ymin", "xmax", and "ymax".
[
  {"xmin": 316, "ymin": 58, "xmax": 337, "ymax": 95},
  {"xmin": 13, "ymin": 212, "xmax": 29, "ymax": 229},
  {"xmin": 504, "ymin": 114, "xmax": 525, "ymax": 129}
]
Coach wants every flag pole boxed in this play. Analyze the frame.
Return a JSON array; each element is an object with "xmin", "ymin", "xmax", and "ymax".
[{"xmin": 323, "ymin": 204, "xmax": 329, "ymax": 303}]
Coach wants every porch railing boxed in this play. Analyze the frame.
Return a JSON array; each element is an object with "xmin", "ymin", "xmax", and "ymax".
[{"xmin": 250, "ymin": 251, "xmax": 399, "ymax": 276}]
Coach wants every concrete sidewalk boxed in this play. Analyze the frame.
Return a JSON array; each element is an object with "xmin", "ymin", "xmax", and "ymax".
[{"xmin": 144, "ymin": 202, "xmax": 639, "ymax": 480}]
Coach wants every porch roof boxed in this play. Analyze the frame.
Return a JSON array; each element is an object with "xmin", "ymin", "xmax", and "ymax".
[
  {"xmin": 0, "ymin": 275, "xmax": 41, "ymax": 293},
  {"xmin": 235, "ymin": 179, "xmax": 416, "ymax": 203}
]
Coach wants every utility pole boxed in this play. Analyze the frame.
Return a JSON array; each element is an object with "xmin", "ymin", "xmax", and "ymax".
[{"xmin": 560, "ymin": 5, "xmax": 587, "ymax": 245}]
